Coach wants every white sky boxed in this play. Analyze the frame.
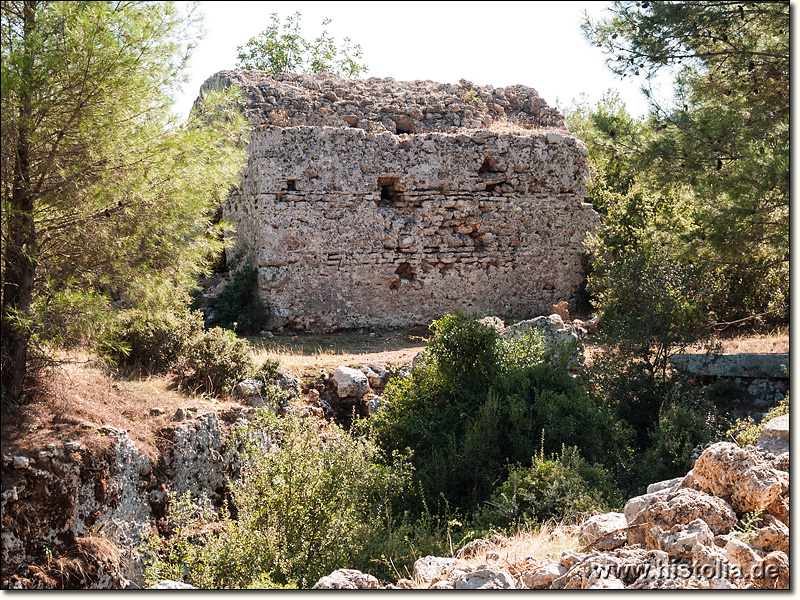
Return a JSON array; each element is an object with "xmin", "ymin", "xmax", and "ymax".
[{"xmin": 175, "ymin": 1, "xmax": 674, "ymax": 121}]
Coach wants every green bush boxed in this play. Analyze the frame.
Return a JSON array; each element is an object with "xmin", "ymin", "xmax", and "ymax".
[
  {"xmin": 476, "ymin": 444, "xmax": 621, "ymax": 529},
  {"xmin": 184, "ymin": 326, "xmax": 253, "ymax": 395},
  {"xmin": 373, "ymin": 313, "xmax": 629, "ymax": 515},
  {"xmin": 149, "ymin": 412, "xmax": 413, "ymax": 588},
  {"xmin": 728, "ymin": 393, "xmax": 789, "ymax": 447},
  {"xmin": 212, "ymin": 253, "xmax": 266, "ymax": 334},
  {"xmin": 591, "ymin": 245, "xmax": 713, "ymax": 378},
  {"xmin": 109, "ymin": 308, "xmax": 254, "ymax": 395},
  {"xmin": 425, "ymin": 312, "xmax": 500, "ymax": 391},
  {"xmin": 641, "ymin": 392, "xmax": 721, "ymax": 484},
  {"xmin": 112, "ymin": 309, "xmax": 204, "ymax": 373}
]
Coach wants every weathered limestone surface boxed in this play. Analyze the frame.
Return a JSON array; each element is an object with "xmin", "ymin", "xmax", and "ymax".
[
  {"xmin": 670, "ymin": 353, "xmax": 789, "ymax": 378},
  {"xmin": 202, "ymin": 71, "xmax": 598, "ymax": 331},
  {"xmin": 757, "ymin": 414, "xmax": 789, "ymax": 455}
]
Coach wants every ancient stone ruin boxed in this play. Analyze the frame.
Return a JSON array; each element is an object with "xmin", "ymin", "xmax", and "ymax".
[{"xmin": 201, "ymin": 71, "xmax": 599, "ymax": 331}]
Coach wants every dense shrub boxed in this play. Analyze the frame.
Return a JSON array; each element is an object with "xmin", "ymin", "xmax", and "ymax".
[
  {"xmin": 113, "ymin": 309, "xmax": 204, "ymax": 373},
  {"xmin": 372, "ymin": 313, "xmax": 629, "ymax": 514},
  {"xmin": 640, "ymin": 393, "xmax": 721, "ymax": 485},
  {"xmin": 148, "ymin": 412, "xmax": 414, "ymax": 588},
  {"xmin": 183, "ymin": 326, "xmax": 253, "ymax": 395},
  {"xmin": 144, "ymin": 410, "xmax": 465, "ymax": 588},
  {"xmin": 475, "ymin": 445, "xmax": 621, "ymax": 529},
  {"xmin": 591, "ymin": 245, "xmax": 713, "ymax": 379},
  {"xmin": 109, "ymin": 308, "xmax": 254, "ymax": 395},
  {"xmin": 425, "ymin": 313, "xmax": 500, "ymax": 391}
]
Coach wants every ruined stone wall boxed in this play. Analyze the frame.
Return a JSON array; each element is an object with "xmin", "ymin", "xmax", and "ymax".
[{"xmin": 203, "ymin": 71, "xmax": 599, "ymax": 331}]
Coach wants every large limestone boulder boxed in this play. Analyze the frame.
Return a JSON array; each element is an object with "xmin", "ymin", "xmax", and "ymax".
[
  {"xmin": 502, "ymin": 314, "xmax": 585, "ymax": 366},
  {"xmin": 520, "ymin": 561, "xmax": 567, "ymax": 589},
  {"xmin": 412, "ymin": 556, "xmax": 472, "ymax": 583},
  {"xmin": 332, "ymin": 366, "xmax": 369, "ymax": 398},
  {"xmin": 578, "ymin": 512, "xmax": 627, "ymax": 550},
  {"xmin": 645, "ymin": 519, "xmax": 714, "ymax": 561},
  {"xmin": 453, "ymin": 566, "xmax": 516, "ymax": 589},
  {"xmin": 688, "ymin": 442, "xmax": 788, "ymax": 519},
  {"xmin": 757, "ymin": 413, "xmax": 789, "ymax": 455},
  {"xmin": 747, "ymin": 513, "xmax": 790, "ymax": 555},
  {"xmin": 627, "ymin": 488, "xmax": 737, "ymax": 545},
  {"xmin": 312, "ymin": 569, "xmax": 379, "ymax": 590}
]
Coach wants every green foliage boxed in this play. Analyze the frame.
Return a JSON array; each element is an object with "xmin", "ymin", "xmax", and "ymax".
[
  {"xmin": 143, "ymin": 492, "xmax": 219, "ymax": 587},
  {"xmin": 425, "ymin": 312, "xmax": 500, "ymax": 391},
  {"xmin": 640, "ymin": 392, "xmax": 721, "ymax": 484},
  {"xmin": 184, "ymin": 326, "xmax": 253, "ymax": 396},
  {"xmin": 581, "ymin": 2, "xmax": 789, "ymax": 324},
  {"xmin": 109, "ymin": 308, "xmax": 253, "ymax": 396},
  {"xmin": 373, "ymin": 313, "xmax": 628, "ymax": 514},
  {"xmin": 236, "ymin": 12, "xmax": 367, "ymax": 77},
  {"xmin": 113, "ymin": 309, "xmax": 205, "ymax": 374},
  {"xmin": 591, "ymin": 244, "xmax": 713, "ymax": 378},
  {"xmin": 731, "ymin": 508, "xmax": 766, "ymax": 544},
  {"xmin": 28, "ymin": 284, "xmax": 121, "ymax": 353},
  {"xmin": 476, "ymin": 444, "xmax": 620, "ymax": 529},
  {"xmin": 1, "ymin": 1, "xmax": 248, "ymax": 402},
  {"xmin": 211, "ymin": 253, "xmax": 266, "ymax": 335},
  {"xmin": 727, "ymin": 393, "xmax": 789, "ymax": 448},
  {"xmin": 147, "ymin": 411, "xmax": 414, "ymax": 588}
]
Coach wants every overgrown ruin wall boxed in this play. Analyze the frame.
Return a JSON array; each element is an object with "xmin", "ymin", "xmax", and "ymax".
[{"xmin": 202, "ymin": 71, "xmax": 600, "ymax": 331}]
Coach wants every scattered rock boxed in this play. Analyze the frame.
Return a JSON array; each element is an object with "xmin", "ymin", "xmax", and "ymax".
[
  {"xmin": 645, "ymin": 519, "xmax": 714, "ymax": 560},
  {"xmin": 412, "ymin": 556, "xmax": 472, "ymax": 583},
  {"xmin": 12, "ymin": 456, "xmax": 30, "ymax": 469},
  {"xmin": 359, "ymin": 365, "xmax": 387, "ymax": 388},
  {"xmin": 647, "ymin": 477, "xmax": 683, "ymax": 494},
  {"xmin": 628, "ymin": 488, "xmax": 737, "ymax": 545},
  {"xmin": 520, "ymin": 561, "xmax": 566, "ymax": 589},
  {"xmin": 231, "ymin": 378, "xmax": 264, "ymax": 399},
  {"xmin": 578, "ymin": 512, "xmax": 627, "ymax": 550},
  {"xmin": 454, "ymin": 566, "xmax": 516, "ymax": 589},
  {"xmin": 746, "ymin": 513, "xmax": 789, "ymax": 555},
  {"xmin": 550, "ymin": 301, "xmax": 569, "ymax": 321},
  {"xmin": 148, "ymin": 580, "xmax": 196, "ymax": 589},
  {"xmin": 275, "ymin": 369, "xmax": 302, "ymax": 397},
  {"xmin": 332, "ymin": 366, "xmax": 369, "ymax": 399},
  {"xmin": 688, "ymin": 442, "xmax": 788, "ymax": 518}
]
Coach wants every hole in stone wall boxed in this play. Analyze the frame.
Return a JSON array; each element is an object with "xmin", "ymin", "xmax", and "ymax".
[
  {"xmin": 377, "ymin": 176, "xmax": 405, "ymax": 205},
  {"xmin": 395, "ymin": 262, "xmax": 416, "ymax": 281},
  {"xmin": 478, "ymin": 156, "xmax": 505, "ymax": 174},
  {"xmin": 395, "ymin": 123, "xmax": 415, "ymax": 135},
  {"xmin": 485, "ymin": 183, "xmax": 499, "ymax": 194},
  {"xmin": 286, "ymin": 179, "xmax": 297, "ymax": 191}
]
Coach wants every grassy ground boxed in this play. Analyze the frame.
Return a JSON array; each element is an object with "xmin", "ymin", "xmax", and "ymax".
[{"xmin": 247, "ymin": 328, "xmax": 429, "ymax": 378}]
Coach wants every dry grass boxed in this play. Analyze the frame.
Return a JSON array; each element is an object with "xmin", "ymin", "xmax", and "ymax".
[
  {"xmin": 708, "ymin": 325, "xmax": 789, "ymax": 354},
  {"xmin": 1, "ymin": 356, "xmax": 237, "ymax": 462},
  {"xmin": 249, "ymin": 329, "xmax": 426, "ymax": 378},
  {"xmin": 464, "ymin": 521, "xmax": 581, "ymax": 567}
]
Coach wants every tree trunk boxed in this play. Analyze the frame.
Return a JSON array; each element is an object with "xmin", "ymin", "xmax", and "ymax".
[{"xmin": 1, "ymin": 1, "xmax": 37, "ymax": 404}]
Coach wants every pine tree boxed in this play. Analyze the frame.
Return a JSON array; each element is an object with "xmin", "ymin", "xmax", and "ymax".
[{"xmin": 1, "ymin": 1, "xmax": 248, "ymax": 403}]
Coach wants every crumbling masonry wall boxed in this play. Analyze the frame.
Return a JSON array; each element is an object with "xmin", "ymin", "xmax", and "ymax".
[{"xmin": 202, "ymin": 71, "xmax": 600, "ymax": 331}]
